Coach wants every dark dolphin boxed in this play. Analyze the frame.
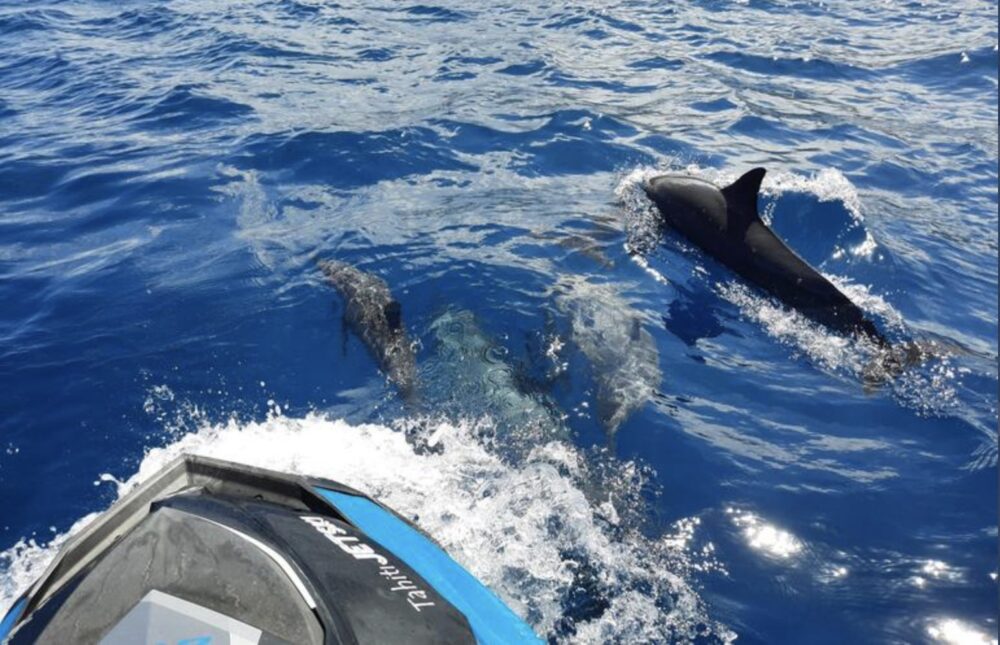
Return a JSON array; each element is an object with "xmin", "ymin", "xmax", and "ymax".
[
  {"xmin": 644, "ymin": 168, "xmax": 886, "ymax": 344},
  {"xmin": 320, "ymin": 259, "xmax": 417, "ymax": 398}
]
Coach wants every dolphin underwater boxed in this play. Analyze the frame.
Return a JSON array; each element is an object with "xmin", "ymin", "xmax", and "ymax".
[
  {"xmin": 644, "ymin": 168, "xmax": 886, "ymax": 344},
  {"xmin": 554, "ymin": 276, "xmax": 661, "ymax": 442},
  {"xmin": 319, "ymin": 259, "xmax": 417, "ymax": 398},
  {"xmin": 429, "ymin": 308, "xmax": 567, "ymax": 445}
]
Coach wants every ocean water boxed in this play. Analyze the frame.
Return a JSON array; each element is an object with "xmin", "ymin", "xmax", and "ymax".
[{"xmin": 0, "ymin": 1, "xmax": 996, "ymax": 643}]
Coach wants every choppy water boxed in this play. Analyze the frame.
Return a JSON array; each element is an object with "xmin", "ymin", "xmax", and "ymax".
[{"xmin": 1, "ymin": 1, "xmax": 997, "ymax": 643}]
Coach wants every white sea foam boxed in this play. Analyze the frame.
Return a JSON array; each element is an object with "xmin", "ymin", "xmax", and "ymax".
[
  {"xmin": 716, "ymin": 280, "xmax": 869, "ymax": 374},
  {"xmin": 0, "ymin": 512, "xmax": 101, "ymax": 615},
  {"xmin": 716, "ymin": 279, "xmax": 959, "ymax": 416},
  {"xmin": 614, "ymin": 166, "xmax": 665, "ymax": 255},
  {"xmin": 629, "ymin": 252, "xmax": 670, "ymax": 285},
  {"xmin": 0, "ymin": 413, "xmax": 734, "ymax": 643},
  {"xmin": 717, "ymin": 272, "xmax": 907, "ymax": 367}
]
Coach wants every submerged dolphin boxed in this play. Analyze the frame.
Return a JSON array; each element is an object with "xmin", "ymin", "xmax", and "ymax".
[
  {"xmin": 644, "ymin": 168, "xmax": 886, "ymax": 343},
  {"xmin": 429, "ymin": 308, "xmax": 566, "ymax": 443},
  {"xmin": 554, "ymin": 276, "xmax": 661, "ymax": 442},
  {"xmin": 320, "ymin": 259, "xmax": 417, "ymax": 397}
]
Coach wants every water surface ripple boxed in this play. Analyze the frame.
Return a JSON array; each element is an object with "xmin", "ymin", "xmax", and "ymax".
[{"xmin": 0, "ymin": 1, "xmax": 997, "ymax": 643}]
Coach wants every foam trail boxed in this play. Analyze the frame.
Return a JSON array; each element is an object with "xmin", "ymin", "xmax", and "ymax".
[
  {"xmin": 0, "ymin": 413, "xmax": 734, "ymax": 643},
  {"xmin": 716, "ymin": 280, "xmax": 960, "ymax": 416},
  {"xmin": 614, "ymin": 166, "xmax": 664, "ymax": 255}
]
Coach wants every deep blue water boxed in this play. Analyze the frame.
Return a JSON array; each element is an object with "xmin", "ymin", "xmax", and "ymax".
[{"xmin": 0, "ymin": 1, "xmax": 997, "ymax": 643}]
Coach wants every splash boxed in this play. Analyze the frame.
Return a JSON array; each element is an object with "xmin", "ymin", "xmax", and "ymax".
[
  {"xmin": 629, "ymin": 253, "xmax": 670, "ymax": 285},
  {"xmin": 616, "ymin": 163, "xmax": 966, "ymax": 416},
  {"xmin": 614, "ymin": 166, "xmax": 664, "ymax": 255},
  {"xmin": 0, "ymin": 512, "xmax": 101, "ymax": 617},
  {"xmin": 716, "ymin": 280, "xmax": 959, "ymax": 416},
  {"xmin": 0, "ymin": 413, "xmax": 735, "ymax": 644},
  {"xmin": 614, "ymin": 162, "xmax": 981, "ymax": 454}
]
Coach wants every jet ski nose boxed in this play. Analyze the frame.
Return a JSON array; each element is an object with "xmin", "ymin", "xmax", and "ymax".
[{"xmin": 0, "ymin": 455, "xmax": 541, "ymax": 645}]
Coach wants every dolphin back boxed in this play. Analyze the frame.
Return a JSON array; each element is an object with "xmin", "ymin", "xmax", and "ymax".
[
  {"xmin": 720, "ymin": 172, "xmax": 884, "ymax": 341},
  {"xmin": 319, "ymin": 259, "xmax": 418, "ymax": 397}
]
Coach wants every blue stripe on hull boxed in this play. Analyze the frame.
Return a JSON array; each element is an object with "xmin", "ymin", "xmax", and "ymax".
[
  {"xmin": 0, "ymin": 597, "xmax": 26, "ymax": 642},
  {"xmin": 315, "ymin": 487, "xmax": 541, "ymax": 645}
]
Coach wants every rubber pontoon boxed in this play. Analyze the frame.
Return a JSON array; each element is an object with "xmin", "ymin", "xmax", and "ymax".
[{"xmin": 0, "ymin": 455, "xmax": 540, "ymax": 644}]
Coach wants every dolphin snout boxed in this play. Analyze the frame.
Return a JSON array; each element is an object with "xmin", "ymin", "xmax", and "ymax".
[
  {"xmin": 643, "ymin": 174, "xmax": 723, "ymax": 213},
  {"xmin": 643, "ymin": 176, "xmax": 672, "ymax": 204},
  {"xmin": 643, "ymin": 174, "xmax": 673, "ymax": 197}
]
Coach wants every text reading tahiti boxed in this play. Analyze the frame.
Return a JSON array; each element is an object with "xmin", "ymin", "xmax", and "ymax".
[{"xmin": 301, "ymin": 515, "xmax": 436, "ymax": 612}]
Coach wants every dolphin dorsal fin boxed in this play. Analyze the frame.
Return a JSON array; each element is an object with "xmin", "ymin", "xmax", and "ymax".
[{"xmin": 721, "ymin": 168, "xmax": 766, "ymax": 227}]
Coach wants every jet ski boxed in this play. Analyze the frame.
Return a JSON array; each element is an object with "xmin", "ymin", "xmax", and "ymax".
[{"xmin": 0, "ymin": 455, "xmax": 541, "ymax": 644}]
